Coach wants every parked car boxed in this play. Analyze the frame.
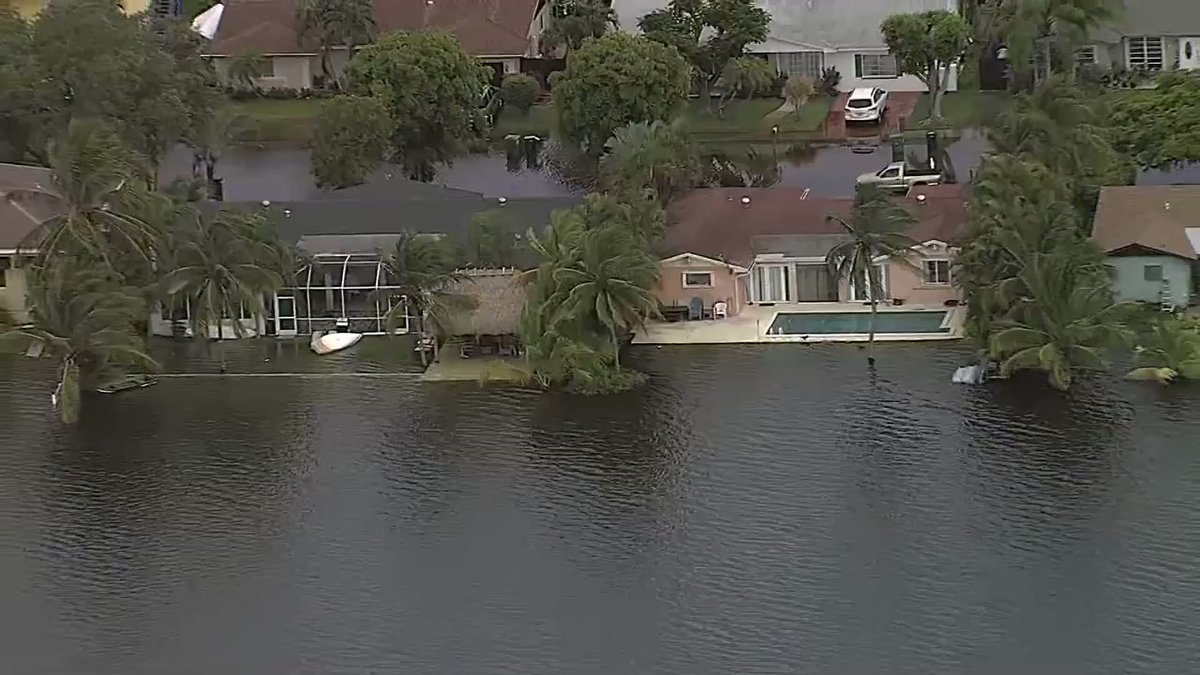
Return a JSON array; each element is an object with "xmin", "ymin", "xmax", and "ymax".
[
  {"xmin": 856, "ymin": 161, "xmax": 942, "ymax": 192},
  {"xmin": 844, "ymin": 87, "xmax": 888, "ymax": 124}
]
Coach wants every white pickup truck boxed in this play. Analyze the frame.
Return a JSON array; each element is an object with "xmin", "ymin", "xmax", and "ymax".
[{"xmin": 856, "ymin": 162, "xmax": 943, "ymax": 192}]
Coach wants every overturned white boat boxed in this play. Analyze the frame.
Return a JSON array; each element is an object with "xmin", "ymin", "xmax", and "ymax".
[{"xmin": 310, "ymin": 330, "xmax": 363, "ymax": 355}]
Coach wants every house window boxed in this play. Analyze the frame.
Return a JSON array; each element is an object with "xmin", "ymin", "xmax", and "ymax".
[
  {"xmin": 768, "ymin": 51, "xmax": 824, "ymax": 80},
  {"xmin": 682, "ymin": 271, "xmax": 714, "ymax": 288},
  {"xmin": 1144, "ymin": 264, "xmax": 1164, "ymax": 282},
  {"xmin": 1128, "ymin": 37, "xmax": 1164, "ymax": 70},
  {"xmin": 0, "ymin": 256, "xmax": 9, "ymax": 288},
  {"xmin": 1075, "ymin": 45, "xmax": 1097, "ymax": 66},
  {"xmin": 924, "ymin": 260, "xmax": 951, "ymax": 285},
  {"xmin": 855, "ymin": 53, "xmax": 898, "ymax": 78}
]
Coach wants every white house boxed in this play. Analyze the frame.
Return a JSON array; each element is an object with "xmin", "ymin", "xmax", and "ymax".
[
  {"xmin": 1083, "ymin": 0, "xmax": 1200, "ymax": 72},
  {"xmin": 614, "ymin": 0, "xmax": 960, "ymax": 93}
]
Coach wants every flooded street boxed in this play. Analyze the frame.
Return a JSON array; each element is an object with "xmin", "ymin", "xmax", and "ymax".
[{"xmin": 163, "ymin": 132, "xmax": 1200, "ymax": 203}]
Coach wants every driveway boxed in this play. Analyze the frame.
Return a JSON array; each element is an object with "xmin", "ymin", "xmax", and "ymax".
[{"xmin": 825, "ymin": 91, "xmax": 921, "ymax": 139}]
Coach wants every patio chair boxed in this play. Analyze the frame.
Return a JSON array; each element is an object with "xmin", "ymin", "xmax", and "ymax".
[
  {"xmin": 687, "ymin": 297, "xmax": 703, "ymax": 320},
  {"xmin": 713, "ymin": 300, "xmax": 728, "ymax": 319}
]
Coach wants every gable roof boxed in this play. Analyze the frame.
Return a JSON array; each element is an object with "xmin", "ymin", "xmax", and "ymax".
[
  {"xmin": 0, "ymin": 163, "xmax": 59, "ymax": 251},
  {"xmin": 209, "ymin": 0, "xmax": 541, "ymax": 58},
  {"xmin": 1091, "ymin": 185, "xmax": 1200, "ymax": 260},
  {"xmin": 310, "ymin": 176, "xmax": 482, "ymax": 201},
  {"xmin": 662, "ymin": 184, "xmax": 970, "ymax": 266},
  {"xmin": 616, "ymin": 0, "xmax": 958, "ymax": 51}
]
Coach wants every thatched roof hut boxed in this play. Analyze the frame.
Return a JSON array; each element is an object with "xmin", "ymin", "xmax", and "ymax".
[{"xmin": 442, "ymin": 268, "xmax": 527, "ymax": 338}]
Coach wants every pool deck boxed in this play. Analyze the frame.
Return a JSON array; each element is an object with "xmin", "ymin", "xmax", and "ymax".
[{"xmin": 634, "ymin": 303, "xmax": 964, "ymax": 345}]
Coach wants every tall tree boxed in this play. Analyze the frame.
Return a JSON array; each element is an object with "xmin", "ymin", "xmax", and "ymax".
[
  {"xmin": 995, "ymin": 0, "xmax": 1120, "ymax": 83},
  {"xmin": 881, "ymin": 11, "xmax": 971, "ymax": 121},
  {"xmin": 0, "ymin": 7, "xmax": 38, "ymax": 162},
  {"xmin": 639, "ymin": 0, "xmax": 770, "ymax": 105},
  {"xmin": 716, "ymin": 55, "xmax": 775, "ymax": 116},
  {"xmin": 12, "ymin": 119, "xmax": 159, "ymax": 271},
  {"xmin": 379, "ymin": 231, "xmax": 467, "ymax": 338},
  {"xmin": 161, "ymin": 209, "xmax": 291, "ymax": 370},
  {"xmin": 540, "ymin": 0, "xmax": 618, "ymax": 56},
  {"xmin": 599, "ymin": 119, "xmax": 699, "ymax": 204},
  {"xmin": 0, "ymin": 264, "xmax": 155, "ymax": 424},
  {"xmin": 553, "ymin": 32, "xmax": 690, "ymax": 155},
  {"xmin": 824, "ymin": 188, "xmax": 917, "ymax": 363},
  {"xmin": 346, "ymin": 31, "xmax": 491, "ymax": 180},
  {"xmin": 296, "ymin": 0, "xmax": 375, "ymax": 89},
  {"xmin": 1111, "ymin": 71, "xmax": 1200, "ymax": 171},
  {"xmin": 988, "ymin": 250, "xmax": 1132, "ymax": 390},
  {"xmin": 550, "ymin": 224, "xmax": 660, "ymax": 369},
  {"xmin": 310, "ymin": 95, "xmax": 392, "ymax": 189}
]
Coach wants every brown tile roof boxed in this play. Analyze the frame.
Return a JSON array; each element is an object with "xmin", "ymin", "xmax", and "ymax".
[
  {"xmin": 663, "ymin": 185, "xmax": 971, "ymax": 266},
  {"xmin": 0, "ymin": 163, "xmax": 59, "ymax": 251},
  {"xmin": 210, "ymin": 0, "xmax": 540, "ymax": 57},
  {"xmin": 1091, "ymin": 185, "xmax": 1200, "ymax": 260}
]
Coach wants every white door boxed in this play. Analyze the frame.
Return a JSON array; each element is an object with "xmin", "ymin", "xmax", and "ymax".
[
  {"xmin": 1181, "ymin": 38, "xmax": 1200, "ymax": 70},
  {"xmin": 755, "ymin": 265, "xmax": 791, "ymax": 303},
  {"xmin": 275, "ymin": 295, "xmax": 297, "ymax": 337}
]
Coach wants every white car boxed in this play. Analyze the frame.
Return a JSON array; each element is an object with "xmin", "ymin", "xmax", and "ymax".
[{"xmin": 844, "ymin": 87, "xmax": 888, "ymax": 124}]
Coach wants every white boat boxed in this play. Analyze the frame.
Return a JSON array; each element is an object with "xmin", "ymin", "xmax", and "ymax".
[{"xmin": 310, "ymin": 330, "xmax": 363, "ymax": 355}]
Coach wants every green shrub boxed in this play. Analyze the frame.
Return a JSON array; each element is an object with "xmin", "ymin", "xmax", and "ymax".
[{"xmin": 500, "ymin": 73, "xmax": 540, "ymax": 113}]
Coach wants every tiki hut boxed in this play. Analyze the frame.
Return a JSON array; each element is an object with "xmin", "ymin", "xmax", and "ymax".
[{"xmin": 440, "ymin": 268, "xmax": 527, "ymax": 356}]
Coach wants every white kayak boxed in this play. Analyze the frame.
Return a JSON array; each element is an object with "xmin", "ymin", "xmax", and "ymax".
[{"xmin": 311, "ymin": 331, "xmax": 363, "ymax": 355}]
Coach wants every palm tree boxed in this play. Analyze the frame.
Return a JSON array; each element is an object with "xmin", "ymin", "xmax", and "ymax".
[
  {"xmin": 989, "ymin": 250, "xmax": 1133, "ymax": 390},
  {"xmin": 549, "ymin": 224, "xmax": 659, "ymax": 369},
  {"xmin": 0, "ymin": 264, "xmax": 156, "ymax": 424},
  {"xmin": 1127, "ymin": 319, "xmax": 1200, "ymax": 384},
  {"xmin": 379, "ymin": 231, "xmax": 468, "ymax": 342},
  {"xmin": 161, "ymin": 209, "xmax": 290, "ymax": 371},
  {"xmin": 8, "ymin": 119, "xmax": 158, "ymax": 271},
  {"xmin": 825, "ymin": 188, "xmax": 917, "ymax": 364},
  {"xmin": 996, "ymin": 0, "xmax": 1121, "ymax": 84},
  {"xmin": 540, "ymin": 0, "xmax": 618, "ymax": 56},
  {"xmin": 599, "ymin": 120, "xmax": 698, "ymax": 204},
  {"xmin": 297, "ymin": 0, "xmax": 375, "ymax": 89}
]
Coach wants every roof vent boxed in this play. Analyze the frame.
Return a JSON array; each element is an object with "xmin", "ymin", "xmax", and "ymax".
[
  {"xmin": 498, "ymin": 196, "xmax": 507, "ymax": 205},
  {"xmin": 1165, "ymin": 202, "xmax": 1171, "ymax": 210},
  {"xmin": 740, "ymin": 195, "xmax": 751, "ymax": 206},
  {"xmin": 261, "ymin": 200, "xmax": 270, "ymax": 207},
  {"xmin": 917, "ymin": 194, "xmax": 927, "ymax": 203}
]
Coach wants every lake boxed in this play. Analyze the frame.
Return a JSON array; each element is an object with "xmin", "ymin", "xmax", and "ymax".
[{"xmin": 2, "ymin": 341, "xmax": 1199, "ymax": 674}]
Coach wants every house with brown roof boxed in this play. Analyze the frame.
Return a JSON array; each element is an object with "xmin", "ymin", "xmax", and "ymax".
[
  {"xmin": 0, "ymin": 162, "xmax": 57, "ymax": 323},
  {"xmin": 206, "ymin": 0, "xmax": 551, "ymax": 90},
  {"xmin": 656, "ymin": 183, "xmax": 969, "ymax": 317},
  {"xmin": 1091, "ymin": 185, "xmax": 1200, "ymax": 308}
]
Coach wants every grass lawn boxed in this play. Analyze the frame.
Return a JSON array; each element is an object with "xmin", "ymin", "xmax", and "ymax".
[
  {"xmin": 685, "ymin": 97, "xmax": 832, "ymax": 141},
  {"xmin": 490, "ymin": 104, "xmax": 556, "ymax": 138},
  {"xmin": 230, "ymin": 98, "xmax": 324, "ymax": 145},
  {"xmin": 909, "ymin": 90, "xmax": 1010, "ymax": 130}
]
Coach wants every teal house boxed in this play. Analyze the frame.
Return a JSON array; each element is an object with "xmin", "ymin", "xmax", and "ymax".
[{"xmin": 1092, "ymin": 186, "xmax": 1200, "ymax": 308}]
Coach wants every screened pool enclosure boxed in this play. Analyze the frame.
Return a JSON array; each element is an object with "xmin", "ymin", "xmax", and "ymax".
[{"xmin": 274, "ymin": 235, "xmax": 411, "ymax": 337}]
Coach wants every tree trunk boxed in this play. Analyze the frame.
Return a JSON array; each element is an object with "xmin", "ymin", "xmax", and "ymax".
[
  {"xmin": 611, "ymin": 327, "xmax": 621, "ymax": 370},
  {"xmin": 59, "ymin": 357, "xmax": 81, "ymax": 425},
  {"xmin": 867, "ymin": 265, "xmax": 880, "ymax": 364},
  {"xmin": 929, "ymin": 60, "xmax": 944, "ymax": 121}
]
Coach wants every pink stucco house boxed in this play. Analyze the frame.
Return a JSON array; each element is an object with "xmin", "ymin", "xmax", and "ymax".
[{"xmin": 654, "ymin": 184, "xmax": 969, "ymax": 316}]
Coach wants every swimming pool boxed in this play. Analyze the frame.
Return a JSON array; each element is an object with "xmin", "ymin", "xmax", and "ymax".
[{"xmin": 767, "ymin": 311, "xmax": 949, "ymax": 335}]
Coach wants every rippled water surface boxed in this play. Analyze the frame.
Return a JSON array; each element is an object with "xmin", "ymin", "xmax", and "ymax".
[{"xmin": 2, "ymin": 342, "xmax": 1199, "ymax": 674}]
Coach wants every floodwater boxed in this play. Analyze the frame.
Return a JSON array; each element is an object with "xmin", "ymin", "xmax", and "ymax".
[
  {"xmin": 162, "ymin": 133, "xmax": 1200, "ymax": 203},
  {"xmin": 2, "ymin": 340, "xmax": 1199, "ymax": 674}
]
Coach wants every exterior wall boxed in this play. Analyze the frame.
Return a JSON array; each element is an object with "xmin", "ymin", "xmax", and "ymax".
[
  {"xmin": 1108, "ymin": 255, "xmax": 1194, "ymax": 305},
  {"xmin": 0, "ymin": 265, "xmax": 30, "ymax": 323},
  {"xmin": 657, "ymin": 258, "xmax": 745, "ymax": 316},
  {"xmin": 149, "ymin": 310, "xmax": 265, "ymax": 339},
  {"xmin": 887, "ymin": 253, "xmax": 962, "ymax": 306},
  {"xmin": 266, "ymin": 55, "xmax": 315, "ymax": 90},
  {"xmin": 825, "ymin": 50, "xmax": 958, "ymax": 93}
]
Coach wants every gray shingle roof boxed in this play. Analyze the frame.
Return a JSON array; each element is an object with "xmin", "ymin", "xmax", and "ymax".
[
  {"xmin": 0, "ymin": 163, "xmax": 58, "ymax": 250},
  {"xmin": 1116, "ymin": 0, "xmax": 1200, "ymax": 37},
  {"xmin": 616, "ymin": 0, "xmax": 958, "ymax": 51}
]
